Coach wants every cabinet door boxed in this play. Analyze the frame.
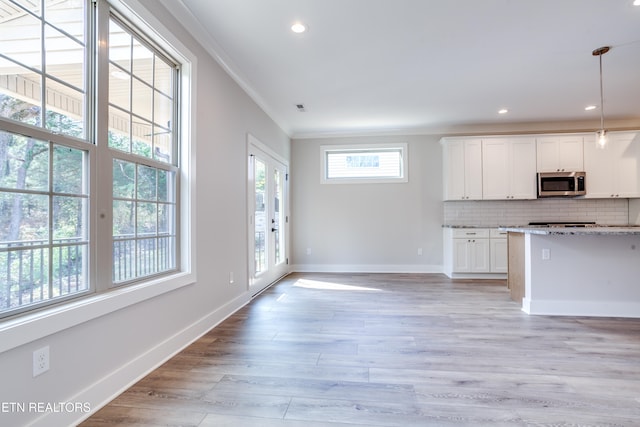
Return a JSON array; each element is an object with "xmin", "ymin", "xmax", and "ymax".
[
  {"xmin": 536, "ymin": 136, "xmax": 584, "ymax": 172},
  {"xmin": 443, "ymin": 139, "xmax": 483, "ymax": 200},
  {"xmin": 613, "ymin": 132, "xmax": 640, "ymax": 198},
  {"xmin": 452, "ymin": 239, "xmax": 471, "ymax": 272},
  {"xmin": 536, "ymin": 138, "xmax": 560, "ymax": 172},
  {"xmin": 490, "ymin": 238, "xmax": 508, "ymax": 273},
  {"xmin": 557, "ymin": 136, "xmax": 584, "ymax": 171},
  {"xmin": 443, "ymin": 139, "xmax": 466, "ymax": 200},
  {"xmin": 509, "ymin": 138, "xmax": 537, "ymax": 199},
  {"xmin": 464, "ymin": 140, "xmax": 483, "ymax": 200},
  {"xmin": 584, "ymin": 137, "xmax": 615, "ymax": 198},
  {"xmin": 483, "ymin": 138, "xmax": 536, "ymax": 200},
  {"xmin": 470, "ymin": 239, "xmax": 490, "ymax": 272},
  {"xmin": 482, "ymin": 139, "xmax": 509, "ymax": 199},
  {"xmin": 583, "ymin": 132, "xmax": 640, "ymax": 198}
]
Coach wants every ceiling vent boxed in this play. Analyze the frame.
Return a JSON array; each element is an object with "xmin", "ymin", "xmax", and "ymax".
[{"xmin": 296, "ymin": 104, "xmax": 306, "ymax": 112}]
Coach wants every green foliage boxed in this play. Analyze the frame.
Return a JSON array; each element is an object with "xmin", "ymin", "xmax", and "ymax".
[{"xmin": 1, "ymin": 95, "xmax": 88, "ymax": 309}]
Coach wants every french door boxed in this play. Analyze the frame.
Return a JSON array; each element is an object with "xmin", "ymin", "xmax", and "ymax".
[{"xmin": 248, "ymin": 137, "xmax": 289, "ymax": 295}]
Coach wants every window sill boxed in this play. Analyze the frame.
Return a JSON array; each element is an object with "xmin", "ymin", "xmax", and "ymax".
[{"xmin": 0, "ymin": 271, "xmax": 195, "ymax": 354}]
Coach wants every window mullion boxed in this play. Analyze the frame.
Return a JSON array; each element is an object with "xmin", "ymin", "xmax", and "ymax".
[
  {"xmin": 48, "ymin": 142, "xmax": 54, "ymax": 305},
  {"xmin": 93, "ymin": 0, "xmax": 113, "ymax": 292}
]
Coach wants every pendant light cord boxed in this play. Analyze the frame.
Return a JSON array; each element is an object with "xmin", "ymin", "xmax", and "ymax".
[
  {"xmin": 599, "ymin": 52, "xmax": 604, "ymax": 131},
  {"xmin": 592, "ymin": 46, "xmax": 610, "ymax": 135}
]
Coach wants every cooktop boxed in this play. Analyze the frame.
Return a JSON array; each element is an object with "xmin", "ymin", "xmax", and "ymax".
[{"xmin": 528, "ymin": 221, "xmax": 597, "ymax": 228}]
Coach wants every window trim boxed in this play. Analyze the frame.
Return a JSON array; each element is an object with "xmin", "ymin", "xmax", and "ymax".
[
  {"xmin": 320, "ymin": 143, "xmax": 408, "ymax": 184},
  {"xmin": 0, "ymin": 0, "xmax": 196, "ymax": 330}
]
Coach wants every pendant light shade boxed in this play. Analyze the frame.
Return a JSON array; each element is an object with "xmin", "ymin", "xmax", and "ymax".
[{"xmin": 593, "ymin": 46, "xmax": 610, "ymax": 148}]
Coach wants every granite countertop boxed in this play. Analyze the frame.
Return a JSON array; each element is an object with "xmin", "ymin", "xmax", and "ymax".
[
  {"xmin": 442, "ymin": 224, "xmax": 512, "ymax": 229},
  {"xmin": 499, "ymin": 226, "xmax": 640, "ymax": 235}
]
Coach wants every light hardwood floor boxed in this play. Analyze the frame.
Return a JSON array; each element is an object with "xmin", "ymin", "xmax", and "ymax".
[{"xmin": 81, "ymin": 272, "xmax": 640, "ymax": 426}]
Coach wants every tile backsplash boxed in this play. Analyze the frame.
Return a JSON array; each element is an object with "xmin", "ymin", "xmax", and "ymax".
[{"xmin": 443, "ymin": 198, "xmax": 629, "ymax": 226}]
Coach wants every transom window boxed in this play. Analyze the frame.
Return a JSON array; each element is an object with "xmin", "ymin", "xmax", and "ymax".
[
  {"xmin": 321, "ymin": 143, "xmax": 408, "ymax": 184},
  {"xmin": 0, "ymin": 0, "xmax": 182, "ymax": 319}
]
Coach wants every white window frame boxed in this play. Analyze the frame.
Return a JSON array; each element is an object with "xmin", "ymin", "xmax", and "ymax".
[
  {"xmin": 0, "ymin": 0, "xmax": 195, "ymax": 350},
  {"xmin": 320, "ymin": 143, "xmax": 408, "ymax": 184}
]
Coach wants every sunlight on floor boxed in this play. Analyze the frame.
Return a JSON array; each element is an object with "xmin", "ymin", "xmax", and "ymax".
[{"xmin": 293, "ymin": 278, "xmax": 384, "ymax": 292}]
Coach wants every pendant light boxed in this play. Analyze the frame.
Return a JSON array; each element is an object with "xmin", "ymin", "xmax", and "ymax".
[{"xmin": 592, "ymin": 46, "xmax": 610, "ymax": 148}]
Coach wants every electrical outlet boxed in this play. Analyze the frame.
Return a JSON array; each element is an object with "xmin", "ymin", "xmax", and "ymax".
[
  {"xmin": 33, "ymin": 346, "xmax": 50, "ymax": 377},
  {"xmin": 542, "ymin": 248, "xmax": 550, "ymax": 260}
]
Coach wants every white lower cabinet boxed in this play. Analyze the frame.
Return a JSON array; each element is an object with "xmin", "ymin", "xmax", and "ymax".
[
  {"xmin": 444, "ymin": 228, "xmax": 507, "ymax": 277},
  {"xmin": 453, "ymin": 235, "xmax": 490, "ymax": 272}
]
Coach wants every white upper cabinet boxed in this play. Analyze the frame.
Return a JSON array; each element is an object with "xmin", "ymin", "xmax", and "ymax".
[
  {"xmin": 536, "ymin": 135, "xmax": 584, "ymax": 172},
  {"xmin": 584, "ymin": 131, "xmax": 640, "ymax": 198},
  {"xmin": 442, "ymin": 138, "xmax": 483, "ymax": 200},
  {"xmin": 482, "ymin": 137, "xmax": 537, "ymax": 200}
]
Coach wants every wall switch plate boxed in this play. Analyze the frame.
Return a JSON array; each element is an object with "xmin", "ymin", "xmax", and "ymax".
[
  {"xmin": 33, "ymin": 346, "xmax": 50, "ymax": 377},
  {"xmin": 542, "ymin": 248, "xmax": 550, "ymax": 260},
  {"xmin": 417, "ymin": 248, "xmax": 423, "ymax": 256}
]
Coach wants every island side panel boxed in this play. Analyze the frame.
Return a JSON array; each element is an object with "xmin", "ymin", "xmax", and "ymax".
[
  {"xmin": 507, "ymin": 232, "xmax": 525, "ymax": 303},
  {"xmin": 527, "ymin": 233, "xmax": 640, "ymax": 317}
]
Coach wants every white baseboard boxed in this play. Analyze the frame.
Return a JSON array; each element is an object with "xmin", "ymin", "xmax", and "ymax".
[
  {"xmin": 31, "ymin": 292, "xmax": 250, "ymax": 427},
  {"xmin": 290, "ymin": 264, "xmax": 443, "ymax": 274},
  {"xmin": 446, "ymin": 272, "xmax": 507, "ymax": 280},
  {"xmin": 526, "ymin": 299, "xmax": 640, "ymax": 318}
]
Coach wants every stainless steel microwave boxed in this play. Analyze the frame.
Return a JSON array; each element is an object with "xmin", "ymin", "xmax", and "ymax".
[{"xmin": 537, "ymin": 171, "xmax": 586, "ymax": 197}]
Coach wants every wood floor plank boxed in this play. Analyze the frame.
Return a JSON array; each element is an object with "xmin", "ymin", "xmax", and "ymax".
[
  {"xmin": 211, "ymin": 374, "xmax": 417, "ymax": 403},
  {"xmin": 80, "ymin": 406, "xmax": 206, "ymax": 426},
  {"xmin": 81, "ymin": 272, "xmax": 640, "ymax": 426},
  {"xmin": 198, "ymin": 413, "xmax": 373, "ymax": 427}
]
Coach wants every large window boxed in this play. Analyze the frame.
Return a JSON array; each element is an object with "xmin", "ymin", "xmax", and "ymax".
[
  {"xmin": 0, "ymin": 0, "xmax": 181, "ymax": 318},
  {"xmin": 107, "ymin": 16, "xmax": 178, "ymax": 285}
]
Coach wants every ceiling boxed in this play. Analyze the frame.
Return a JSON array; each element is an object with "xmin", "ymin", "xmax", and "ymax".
[{"xmin": 161, "ymin": 0, "xmax": 640, "ymax": 138}]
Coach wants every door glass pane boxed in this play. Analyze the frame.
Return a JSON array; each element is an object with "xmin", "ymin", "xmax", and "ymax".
[
  {"xmin": 274, "ymin": 168, "xmax": 284, "ymax": 265},
  {"xmin": 254, "ymin": 158, "xmax": 267, "ymax": 274}
]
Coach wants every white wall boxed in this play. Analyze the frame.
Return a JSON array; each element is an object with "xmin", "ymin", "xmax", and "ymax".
[
  {"xmin": 0, "ymin": 1, "xmax": 290, "ymax": 426},
  {"xmin": 525, "ymin": 233, "xmax": 640, "ymax": 317},
  {"xmin": 290, "ymin": 135, "xmax": 443, "ymax": 272}
]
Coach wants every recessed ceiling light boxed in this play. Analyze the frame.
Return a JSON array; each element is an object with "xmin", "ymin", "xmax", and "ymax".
[
  {"xmin": 634, "ymin": 0, "xmax": 640, "ymax": 6},
  {"xmin": 585, "ymin": 105, "xmax": 597, "ymax": 111},
  {"xmin": 291, "ymin": 22, "xmax": 306, "ymax": 33},
  {"xmin": 498, "ymin": 109, "xmax": 508, "ymax": 114}
]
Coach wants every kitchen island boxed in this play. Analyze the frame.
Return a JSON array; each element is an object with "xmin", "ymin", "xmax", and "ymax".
[{"xmin": 501, "ymin": 226, "xmax": 640, "ymax": 318}]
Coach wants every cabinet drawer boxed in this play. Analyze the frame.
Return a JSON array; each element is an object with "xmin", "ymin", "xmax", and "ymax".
[
  {"xmin": 452, "ymin": 228, "xmax": 490, "ymax": 238},
  {"xmin": 490, "ymin": 229, "xmax": 508, "ymax": 238}
]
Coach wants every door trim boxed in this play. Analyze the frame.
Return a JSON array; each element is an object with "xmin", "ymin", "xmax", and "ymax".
[{"xmin": 246, "ymin": 133, "xmax": 290, "ymax": 295}]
